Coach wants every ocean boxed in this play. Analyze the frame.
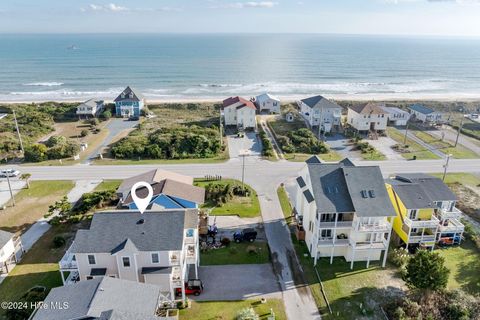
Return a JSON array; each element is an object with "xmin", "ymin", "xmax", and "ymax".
[{"xmin": 1, "ymin": 34, "xmax": 480, "ymax": 102}]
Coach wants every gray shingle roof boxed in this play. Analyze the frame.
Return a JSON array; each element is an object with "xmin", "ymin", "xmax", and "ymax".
[
  {"xmin": 305, "ymin": 160, "xmax": 396, "ymax": 217},
  {"xmin": 79, "ymin": 98, "xmax": 104, "ymax": 109},
  {"xmin": 305, "ymin": 155, "xmax": 322, "ymax": 164},
  {"xmin": 71, "ymin": 210, "xmax": 198, "ymax": 254},
  {"xmin": 388, "ymin": 182, "xmax": 433, "ymax": 209},
  {"xmin": 301, "ymin": 95, "xmax": 342, "ymax": 110},
  {"xmin": 409, "ymin": 104, "xmax": 434, "ymax": 115},
  {"xmin": 32, "ymin": 277, "xmax": 160, "ymax": 320},
  {"xmin": 114, "ymin": 86, "xmax": 144, "ymax": 102},
  {"xmin": 0, "ymin": 230, "xmax": 14, "ymax": 249}
]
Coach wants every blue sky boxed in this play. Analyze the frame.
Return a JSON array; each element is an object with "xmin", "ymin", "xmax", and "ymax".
[{"xmin": 1, "ymin": 0, "xmax": 480, "ymax": 36}]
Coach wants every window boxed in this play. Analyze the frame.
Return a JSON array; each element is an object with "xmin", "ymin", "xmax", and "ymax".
[
  {"xmin": 320, "ymin": 229, "xmax": 332, "ymax": 239},
  {"xmin": 86, "ymin": 276, "xmax": 94, "ymax": 280},
  {"xmin": 87, "ymin": 254, "xmax": 96, "ymax": 265},
  {"xmin": 151, "ymin": 253, "xmax": 159, "ymax": 264},
  {"xmin": 409, "ymin": 209, "xmax": 418, "ymax": 220},
  {"xmin": 122, "ymin": 257, "xmax": 131, "ymax": 267}
]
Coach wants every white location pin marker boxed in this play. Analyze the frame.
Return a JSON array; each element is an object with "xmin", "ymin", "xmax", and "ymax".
[{"xmin": 131, "ymin": 182, "xmax": 154, "ymax": 214}]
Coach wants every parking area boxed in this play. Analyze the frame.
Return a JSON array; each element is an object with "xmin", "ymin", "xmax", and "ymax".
[
  {"xmin": 211, "ymin": 215, "xmax": 265, "ymax": 241},
  {"xmin": 368, "ymin": 136, "xmax": 405, "ymax": 160},
  {"xmin": 0, "ymin": 179, "xmax": 26, "ymax": 207},
  {"xmin": 325, "ymin": 133, "xmax": 362, "ymax": 159},
  {"xmin": 227, "ymin": 132, "xmax": 262, "ymax": 159},
  {"xmin": 191, "ymin": 264, "xmax": 281, "ymax": 301}
]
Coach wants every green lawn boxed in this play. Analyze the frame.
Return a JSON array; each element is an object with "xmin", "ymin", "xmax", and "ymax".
[
  {"xmin": 277, "ymin": 185, "xmax": 293, "ymax": 224},
  {"xmin": 430, "ymin": 172, "xmax": 480, "ymax": 188},
  {"xmin": 437, "ymin": 239, "xmax": 480, "ymax": 295},
  {"xmin": 200, "ymin": 241, "xmax": 270, "ymax": 265},
  {"xmin": 93, "ymin": 154, "xmax": 229, "ymax": 165},
  {"xmin": 291, "ymin": 236, "xmax": 403, "ymax": 320},
  {"xmin": 0, "ymin": 180, "xmax": 74, "ymax": 233},
  {"xmin": 0, "ymin": 224, "xmax": 78, "ymax": 318},
  {"xmin": 359, "ymin": 149, "xmax": 386, "ymax": 161},
  {"xmin": 94, "ymin": 179, "xmax": 122, "ymax": 192},
  {"xmin": 179, "ymin": 299, "xmax": 286, "ymax": 320},
  {"xmin": 194, "ymin": 179, "xmax": 261, "ymax": 218},
  {"xmin": 283, "ymin": 152, "xmax": 342, "ymax": 162},
  {"xmin": 410, "ymin": 127, "xmax": 478, "ymax": 159},
  {"xmin": 387, "ymin": 127, "xmax": 440, "ymax": 160}
]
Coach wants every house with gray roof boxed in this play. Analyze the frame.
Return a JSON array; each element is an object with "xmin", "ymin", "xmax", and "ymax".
[
  {"xmin": 408, "ymin": 104, "xmax": 445, "ymax": 124},
  {"xmin": 31, "ymin": 277, "xmax": 163, "ymax": 320},
  {"xmin": 76, "ymin": 98, "xmax": 105, "ymax": 118},
  {"xmin": 297, "ymin": 95, "xmax": 343, "ymax": 133},
  {"xmin": 346, "ymin": 102, "xmax": 389, "ymax": 135},
  {"xmin": 380, "ymin": 106, "xmax": 411, "ymax": 126},
  {"xmin": 292, "ymin": 156, "xmax": 396, "ymax": 269},
  {"xmin": 59, "ymin": 210, "xmax": 199, "ymax": 303},
  {"xmin": 255, "ymin": 93, "xmax": 280, "ymax": 114},
  {"xmin": 114, "ymin": 86, "xmax": 145, "ymax": 118},
  {"xmin": 0, "ymin": 230, "xmax": 22, "ymax": 275}
]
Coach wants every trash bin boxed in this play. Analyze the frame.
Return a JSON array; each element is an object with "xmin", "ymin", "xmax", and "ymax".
[{"xmin": 413, "ymin": 155, "xmax": 417, "ymax": 160}]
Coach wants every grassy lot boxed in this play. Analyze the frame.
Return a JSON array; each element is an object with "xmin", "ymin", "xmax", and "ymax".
[
  {"xmin": 277, "ymin": 185, "xmax": 293, "ymax": 224},
  {"xmin": 179, "ymin": 299, "xmax": 286, "ymax": 320},
  {"xmin": 194, "ymin": 179, "xmax": 261, "ymax": 218},
  {"xmin": 0, "ymin": 181, "xmax": 74, "ymax": 233},
  {"xmin": 409, "ymin": 126, "xmax": 478, "ymax": 159},
  {"xmin": 200, "ymin": 241, "xmax": 270, "ymax": 265},
  {"xmin": 0, "ymin": 224, "xmax": 79, "ymax": 318},
  {"xmin": 93, "ymin": 179, "xmax": 122, "ymax": 192},
  {"xmin": 268, "ymin": 117, "xmax": 342, "ymax": 162},
  {"xmin": 358, "ymin": 148, "xmax": 386, "ymax": 161},
  {"xmin": 291, "ymin": 236, "xmax": 404, "ymax": 320},
  {"xmin": 430, "ymin": 172, "xmax": 480, "ymax": 188},
  {"xmin": 437, "ymin": 240, "xmax": 480, "ymax": 295},
  {"xmin": 387, "ymin": 127, "xmax": 440, "ymax": 160}
]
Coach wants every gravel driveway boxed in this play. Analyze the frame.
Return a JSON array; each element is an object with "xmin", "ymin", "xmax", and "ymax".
[
  {"xmin": 368, "ymin": 136, "xmax": 405, "ymax": 160},
  {"xmin": 227, "ymin": 132, "xmax": 262, "ymax": 159}
]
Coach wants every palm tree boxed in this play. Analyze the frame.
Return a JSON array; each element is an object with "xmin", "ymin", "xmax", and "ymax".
[{"xmin": 20, "ymin": 173, "xmax": 31, "ymax": 189}]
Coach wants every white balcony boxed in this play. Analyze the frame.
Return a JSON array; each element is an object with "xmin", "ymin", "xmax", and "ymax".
[
  {"xmin": 64, "ymin": 271, "xmax": 79, "ymax": 285},
  {"xmin": 404, "ymin": 215, "xmax": 439, "ymax": 229},
  {"xmin": 351, "ymin": 239, "xmax": 388, "ymax": 250},
  {"xmin": 355, "ymin": 221, "xmax": 391, "ymax": 232},
  {"xmin": 409, "ymin": 235, "xmax": 436, "ymax": 244},
  {"xmin": 437, "ymin": 207, "xmax": 463, "ymax": 220},
  {"xmin": 185, "ymin": 244, "xmax": 196, "ymax": 265},
  {"xmin": 171, "ymin": 267, "xmax": 182, "ymax": 288},
  {"xmin": 59, "ymin": 244, "xmax": 77, "ymax": 270},
  {"xmin": 318, "ymin": 220, "xmax": 353, "ymax": 229},
  {"xmin": 317, "ymin": 238, "xmax": 349, "ymax": 247},
  {"xmin": 438, "ymin": 219, "xmax": 465, "ymax": 233}
]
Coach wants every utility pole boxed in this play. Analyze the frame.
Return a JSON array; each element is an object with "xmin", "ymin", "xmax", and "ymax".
[
  {"xmin": 13, "ymin": 110, "xmax": 24, "ymax": 153},
  {"xmin": 219, "ymin": 109, "xmax": 223, "ymax": 147},
  {"xmin": 241, "ymin": 153, "xmax": 246, "ymax": 193},
  {"xmin": 454, "ymin": 119, "xmax": 463, "ymax": 147},
  {"xmin": 6, "ymin": 173, "xmax": 15, "ymax": 207},
  {"xmin": 403, "ymin": 121, "xmax": 409, "ymax": 146},
  {"xmin": 442, "ymin": 154, "xmax": 452, "ymax": 182}
]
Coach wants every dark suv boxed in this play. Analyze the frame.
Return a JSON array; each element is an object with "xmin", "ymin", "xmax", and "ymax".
[{"xmin": 233, "ymin": 228, "xmax": 257, "ymax": 243}]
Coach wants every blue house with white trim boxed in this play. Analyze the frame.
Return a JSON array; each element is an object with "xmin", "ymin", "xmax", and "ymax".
[{"xmin": 114, "ymin": 86, "xmax": 145, "ymax": 118}]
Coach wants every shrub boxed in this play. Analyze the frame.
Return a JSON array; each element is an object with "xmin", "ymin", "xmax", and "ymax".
[
  {"xmin": 24, "ymin": 144, "xmax": 48, "ymax": 162},
  {"xmin": 101, "ymin": 110, "xmax": 112, "ymax": 119},
  {"xmin": 236, "ymin": 307, "xmax": 259, "ymax": 320},
  {"xmin": 404, "ymin": 249, "xmax": 449, "ymax": 291},
  {"xmin": 220, "ymin": 237, "xmax": 231, "ymax": 246},
  {"xmin": 46, "ymin": 135, "xmax": 67, "ymax": 148},
  {"xmin": 389, "ymin": 247, "xmax": 410, "ymax": 268},
  {"xmin": 75, "ymin": 190, "xmax": 117, "ymax": 214},
  {"xmin": 53, "ymin": 235, "xmax": 66, "ymax": 248},
  {"xmin": 80, "ymin": 129, "xmax": 89, "ymax": 137},
  {"xmin": 89, "ymin": 118, "xmax": 99, "ymax": 126}
]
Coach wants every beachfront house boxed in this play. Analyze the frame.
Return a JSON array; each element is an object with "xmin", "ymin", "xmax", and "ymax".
[
  {"xmin": 31, "ymin": 277, "xmax": 165, "ymax": 320},
  {"xmin": 0, "ymin": 230, "xmax": 23, "ymax": 275},
  {"xmin": 346, "ymin": 102, "xmax": 389, "ymax": 136},
  {"xmin": 380, "ymin": 106, "xmax": 411, "ymax": 126},
  {"xmin": 292, "ymin": 156, "xmax": 396, "ymax": 269},
  {"xmin": 385, "ymin": 174, "xmax": 464, "ymax": 250},
  {"xmin": 114, "ymin": 86, "xmax": 145, "ymax": 118},
  {"xmin": 408, "ymin": 104, "xmax": 445, "ymax": 125},
  {"xmin": 255, "ymin": 93, "xmax": 281, "ymax": 114},
  {"xmin": 76, "ymin": 99, "xmax": 104, "ymax": 119},
  {"xmin": 222, "ymin": 96, "xmax": 257, "ymax": 130},
  {"xmin": 298, "ymin": 95, "xmax": 342, "ymax": 134},
  {"xmin": 59, "ymin": 209, "xmax": 199, "ymax": 303},
  {"xmin": 116, "ymin": 169, "xmax": 205, "ymax": 210}
]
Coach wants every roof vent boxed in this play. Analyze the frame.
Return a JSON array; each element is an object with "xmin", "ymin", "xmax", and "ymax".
[
  {"xmin": 334, "ymin": 187, "xmax": 339, "ymax": 194},
  {"xmin": 369, "ymin": 190, "xmax": 376, "ymax": 198},
  {"xmin": 361, "ymin": 190, "xmax": 368, "ymax": 198},
  {"xmin": 137, "ymin": 218, "xmax": 145, "ymax": 225}
]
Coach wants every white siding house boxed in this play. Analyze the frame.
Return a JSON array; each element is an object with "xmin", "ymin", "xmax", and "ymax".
[
  {"xmin": 347, "ymin": 102, "xmax": 388, "ymax": 133},
  {"xmin": 408, "ymin": 104, "xmax": 445, "ymax": 124},
  {"xmin": 76, "ymin": 99, "xmax": 104, "ymax": 118},
  {"xmin": 255, "ymin": 93, "xmax": 280, "ymax": 114},
  {"xmin": 380, "ymin": 106, "xmax": 411, "ymax": 126},
  {"xmin": 0, "ymin": 230, "xmax": 22, "ymax": 274},
  {"xmin": 60, "ymin": 210, "xmax": 199, "ymax": 303},
  {"xmin": 292, "ymin": 157, "xmax": 396, "ymax": 269},
  {"xmin": 298, "ymin": 95, "xmax": 342, "ymax": 133},
  {"xmin": 223, "ymin": 96, "xmax": 257, "ymax": 130}
]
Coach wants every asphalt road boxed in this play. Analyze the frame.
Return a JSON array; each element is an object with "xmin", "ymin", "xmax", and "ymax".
[{"xmin": 2, "ymin": 157, "xmax": 479, "ymax": 320}]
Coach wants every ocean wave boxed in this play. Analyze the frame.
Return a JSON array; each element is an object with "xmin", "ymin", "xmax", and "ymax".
[{"xmin": 23, "ymin": 82, "xmax": 64, "ymax": 87}]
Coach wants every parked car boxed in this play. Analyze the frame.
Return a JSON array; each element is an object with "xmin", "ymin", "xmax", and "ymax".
[
  {"xmin": 233, "ymin": 228, "xmax": 257, "ymax": 243},
  {"xmin": 128, "ymin": 115, "xmax": 139, "ymax": 121},
  {"xmin": 0, "ymin": 169, "xmax": 20, "ymax": 178},
  {"xmin": 175, "ymin": 279, "xmax": 204, "ymax": 296}
]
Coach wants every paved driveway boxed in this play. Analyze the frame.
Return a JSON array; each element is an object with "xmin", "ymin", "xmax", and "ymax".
[
  {"xmin": 325, "ymin": 133, "xmax": 362, "ymax": 159},
  {"xmin": 82, "ymin": 119, "xmax": 139, "ymax": 163},
  {"xmin": 227, "ymin": 132, "xmax": 262, "ymax": 159},
  {"xmin": 192, "ymin": 264, "xmax": 281, "ymax": 301},
  {"xmin": 0, "ymin": 179, "xmax": 26, "ymax": 207},
  {"xmin": 368, "ymin": 137, "xmax": 405, "ymax": 160}
]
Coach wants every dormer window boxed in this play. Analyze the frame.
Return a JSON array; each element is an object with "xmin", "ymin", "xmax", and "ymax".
[
  {"xmin": 121, "ymin": 93, "xmax": 125, "ymax": 98},
  {"xmin": 129, "ymin": 93, "xmax": 133, "ymax": 98}
]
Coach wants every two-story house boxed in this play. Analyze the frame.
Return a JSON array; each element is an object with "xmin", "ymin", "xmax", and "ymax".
[
  {"xmin": 298, "ymin": 95, "xmax": 342, "ymax": 134},
  {"xmin": 380, "ymin": 106, "xmax": 411, "ymax": 126},
  {"xmin": 0, "ymin": 230, "xmax": 22, "ymax": 275},
  {"xmin": 76, "ymin": 98, "xmax": 104, "ymax": 119},
  {"xmin": 114, "ymin": 86, "xmax": 145, "ymax": 118},
  {"xmin": 347, "ymin": 102, "xmax": 388, "ymax": 135},
  {"xmin": 408, "ymin": 104, "xmax": 445, "ymax": 125},
  {"xmin": 31, "ymin": 277, "xmax": 164, "ymax": 320},
  {"xmin": 386, "ymin": 173, "xmax": 464, "ymax": 250},
  {"xmin": 223, "ymin": 96, "xmax": 257, "ymax": 130},
  {"xmin": 293, "ymin": 156, "xmax": 396, "ymax": 269},
  {"xmin": 116, "ymin": 169, "xmax": 205, "ymax": 210},
  {"xmin": 255, "ymin": 93, "xmax": 280, "ymax": 114},
  {"xmin": 59, "ymin": 209, "xmax": 199, "ymax": 302}
]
